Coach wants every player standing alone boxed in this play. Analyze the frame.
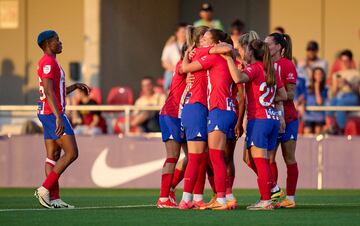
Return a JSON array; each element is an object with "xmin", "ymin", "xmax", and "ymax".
[{"xmin": 34, "ymin": 30, "xmax": 90, "ymax": 208}]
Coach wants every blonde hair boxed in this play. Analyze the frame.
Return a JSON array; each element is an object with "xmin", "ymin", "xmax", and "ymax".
[{"xmin": 239, "ymin": 30, "xmax": 260, "ymax": 47}]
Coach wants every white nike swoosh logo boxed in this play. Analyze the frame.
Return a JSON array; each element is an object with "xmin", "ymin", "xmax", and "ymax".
[{"xmin": 91, "ymin": 148, "xmax": 184, "ymax": 188}]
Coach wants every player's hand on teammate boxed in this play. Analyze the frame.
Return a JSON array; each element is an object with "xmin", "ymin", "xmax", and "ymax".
[
  {"xmin": 55, "ymin": 116, "xmax": 64, "ymax": 137},
  {"xmin": 75, "ymin": 83, "xmax": 91, "ymax": 95},
  {"xmin": 235, "ymin": 123, "xmax": 244, "ymax": 140}
]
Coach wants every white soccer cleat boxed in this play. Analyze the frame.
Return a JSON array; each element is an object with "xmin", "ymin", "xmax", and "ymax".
[
  {"xmin": 51, "ymin": 199, "xmax": 75, "ymax": 208},
  {"xmin": 34, "ymin": 186, "xmax": 52, "ymax": 209},
  {"xmin": 246, "ymin": 200, "xmax": 274, "ymax": 211}
]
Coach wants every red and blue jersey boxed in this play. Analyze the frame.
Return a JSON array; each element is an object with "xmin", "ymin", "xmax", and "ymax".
[
  {"xmin": 184, "ymin": 46, "xmax": 212, "ymax": 107},
  {"xmin": 37, "ymin": 54, "xmax": 66, "ymax": 115},
  {"xmin": 243, "ymin": 61, "xmax": 284, "ymax": 120},
  {"xmin": 160, "ymin": 60, "xmax": 187, "ymax": 118},
  {"xmin": 198, "ymin": 54, "xmax": 235, "ymax": 112},
  {"xmin": 274, "ymin": 57, "xmax": 298, "ymax": 122}
]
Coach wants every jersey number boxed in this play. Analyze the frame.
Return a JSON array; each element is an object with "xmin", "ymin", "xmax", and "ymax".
[
  {"xmin": 259, "ymin": 82, "xmax": 276, "ymax": 107},
  {"xmin": 39, "ymin": 77, "xmax": 46, "ymax": 101}
]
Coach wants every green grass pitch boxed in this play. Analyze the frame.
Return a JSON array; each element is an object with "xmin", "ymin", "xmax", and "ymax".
[{"xmin": 1, "ymin": 188, "xmax": 360, "ymax": 226}]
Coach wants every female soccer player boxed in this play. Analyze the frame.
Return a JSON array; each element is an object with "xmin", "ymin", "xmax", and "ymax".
[
  {"xmin": 177, "ymin": 25, "xmax": 210, "ymax": 210},
  {"xmin": 157, "ymin": 44, "xmax": 189, "ymax": 208},
  {"xmin": 34, "ymin": 30, "xmax": 90, "ymax": 208},
  {"xmin": 181, "ymin": 29, "xmax": 238, "ymax": 210},
  {"xmin": 223, "ymin": 39, "xmax": 287, "ymax": 210},
  {"xmin": 265, "ymin": 33, "xmax": 299, "ymax": 208}
]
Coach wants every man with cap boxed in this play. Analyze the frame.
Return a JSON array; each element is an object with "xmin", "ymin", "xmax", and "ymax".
[
  {"xmin": 298, "ymin": 40, "xmax": 328, "ymax": 87},
  {"xmin": 194, "ymin": 3, "xmax": 224, "ymax": 31}
]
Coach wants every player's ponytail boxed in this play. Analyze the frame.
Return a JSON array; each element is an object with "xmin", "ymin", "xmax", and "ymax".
[
  {"xmin": 249, "ymin": 40, "xmax": 276, "ymax": 87},
  {"xmin": 282, "ymin": 34, "xmax": 292, "ymax": 60},
  {"xmin": 263, "ymin": 44, "xmax": 276, "ymax": 87},
  {"xmin": 186, "ymin": 25, "xmax": 195, "ymax": 47}
]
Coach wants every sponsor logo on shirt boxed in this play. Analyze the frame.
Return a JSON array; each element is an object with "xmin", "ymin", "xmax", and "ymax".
[
  {"xmin": 287, "ymin": 73, "xmax": 294, "ymax": 80},
  {"xmin": 43, "ymin": 65, "xmax": 51, "ymax": 74}
]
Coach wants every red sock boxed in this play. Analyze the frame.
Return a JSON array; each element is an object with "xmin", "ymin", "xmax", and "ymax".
[
  {"xmin": 171, "ymin": 168, "xmax": 184, "ymax": 189},
  {"xmin": 253, "ymin": 158, "xmax": 272, "ymax": 200},
  {"xmin": 193, "ymin": 152, "xmax": 207, "ymax": 195},
  {"xmin": 286, "ymin": 163, "xmax": 299, "ymax": 196},
  {"xmin": 50, "ymin": 181, "xmax": 60, "ymax": 200},
  {"xmin": 159, "ymin": 158, "xmax": 177, "ymax": 198},
  {"xmin": 226, "ymin": 176, "xmax": 235, "ymax": 194},
  {"xmin": 42, "ymin": 171, "xmax": 59, "ymax": 190},
  {"xmin": 247, "ymin": 161, "xmax": 258, "ymax": 175},
  {"xmin": 270, "ymin": 162, "xmax": 278, "ymax": 183},
  {"xmin": 183, "ymin": 153, "xmax": 202, "ymax": 193},
  {"xmin": 209, "ymin": 149, "xmax": 226, "ymax": 198}
]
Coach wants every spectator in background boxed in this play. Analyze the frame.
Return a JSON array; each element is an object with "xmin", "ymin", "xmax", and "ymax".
[
  {"xmin": 328, "ymin": 50, "xmax": 360, "ymax": 134},
  {"xmin": 73, "ymin": 88, "xmax": 107, "ymax": 135},
  {"xmin": 298, "ymin": 41, "xmax": 328, "ymax": 87},
  {"xmin": 131, "ymin": 76, "xmax": 166, "ymax": 132},
  {"xmin": 229, "ymin": 19, "xmax": 245, "ymax": 50},
  {"xmin": 303, "ymin": 67, "xmax": 328, "ymax": 135},
  {"xmin": 161, "ymin": 23, "xmax": 187, "ymax": 93},
  {"xmin": 328, "ymin": 49, "xmax": 357, "ymax": 86},
  {"xmin": 292, "ymin": 57, "xmax": 306, "ymax": 134},
  {"xmin": 274, "ymin": 26, "xmax": 285, "ymax": 34},
  {"xmin": 194, "ymin": 3, "xmax": 224, "ymax": 30}
]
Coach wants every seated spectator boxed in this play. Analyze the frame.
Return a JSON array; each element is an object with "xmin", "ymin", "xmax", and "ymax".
[
  {"xmin": 161, "ymin": 23, "xmax": 187, "ymax": 93},
  {"xmin": 328, "ymin": 51, "xmax": 356, "ymax": 86},
  {"xmin": 328, "ymin": 49, "xmax": 360, "ymax": 134},
  {"xmin": 73, "ymin": 88, "xmax": 107, "ymax": 135},
  {"xmin": 303, "ymin": 67, "xmax": 328, "ymax": 135},
  {"xmin": 298, "ymin": 40, "xmax": 328, "ymax": 87},
  {"xmin": 131, "ymin": 76, "xmax": 166, "ymax": 132}
]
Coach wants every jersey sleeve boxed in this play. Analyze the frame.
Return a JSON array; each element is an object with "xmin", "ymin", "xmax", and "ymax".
[
  {"xmin": 243, "ymin": 65, "xmax": 256, "ymax": 81},
  {"xmin": 39, "ymin": 58, "xmax": 56, "ymax": 80},
  {"xmin": 284, "ymin": 62, "xmax": 297, "ymax": 84},
  {"xmin": 197, "ymin": 54, "xmax": 216, "ymax": 70}
]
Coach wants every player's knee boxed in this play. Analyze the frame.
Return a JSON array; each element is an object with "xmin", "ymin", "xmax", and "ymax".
[{"xmin": 284, "ymin": 157, "xmax": 296, "ymax": 165}]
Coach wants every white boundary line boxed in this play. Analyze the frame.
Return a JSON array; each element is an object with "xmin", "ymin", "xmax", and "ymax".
[
  {"xmin": 0, "ymin": 204, "xmax": 155, "ymax": 212},
  {"xmin": 1, "ymin": 203, "xmax": 360, "ymax": 212}
]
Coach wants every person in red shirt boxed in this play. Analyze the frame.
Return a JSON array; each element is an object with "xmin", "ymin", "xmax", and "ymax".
[
  {"xmin": 34, "ymin": 30, "xmax": 90, "ymax": 208},
  {"xmin": 223, "ymin": 39, "xmax": 287, "ymax": 210},
  {"xmin": 157, "ymin": 45, "xmax": 189, "ymax": 208},
  {"xmin": 265, "ymin": 33, "xmax": 299, "ymax": 208},
  {"xmin": 181, "ymin": 29, "xmax": 239, "ymax": 210}
]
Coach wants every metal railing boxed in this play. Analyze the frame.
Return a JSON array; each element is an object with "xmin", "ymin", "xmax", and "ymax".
[{"xmin": 1, "ymin": 105, "xmax": 360, "ymax": 135}]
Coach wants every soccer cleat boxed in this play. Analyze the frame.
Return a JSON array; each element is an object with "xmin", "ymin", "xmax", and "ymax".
[
  {"xmin": 247, "ymin": 200, "xmax": 274, "ymax": 211},
  {"xmin": 178, "ymin": 200, "xmax": 193, "ymax": 210},
  {"xmin": 276, "ymin": 198, "xmax": 296, "ymax": 208},
  {"xmin": 192, "ymin": 200, "xmax": 207, "ymax": 209},
  {"xmin": 34, "ymin": 186, "xmax": 52, "ymax": 209},
  {"xmin": 271, "ymin": 187, "xmax": 285, "ymax": 204},
  {"xmin": 169, "ymin": 190, "xmax": 177, "ymax": 205},
  {"xmin": 200, "ymin": 200, "xmax": 228, "ymax": 210},
  {"xmin": 226, "ymin": 197, "xmax": 238, "ymax": 210},
  {"xmin": 157, "ymin": 198, "xmax": 177, "ymax": 208},
  {"xmin": 51, "ymin": 199, "xmax": 75, "ymax": 208},
  {"xmin": 207, "ymin": 194, "xmax": 217, "ymax": 206}
]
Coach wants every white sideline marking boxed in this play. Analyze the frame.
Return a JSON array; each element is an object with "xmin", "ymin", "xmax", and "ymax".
[
  {"xmin": 0, "ymin": 204, "xmax": 155, "ymax": 212},
  {"xmin": 1, "ymin": 203, "xmax": 360, "ymax": 212}
]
